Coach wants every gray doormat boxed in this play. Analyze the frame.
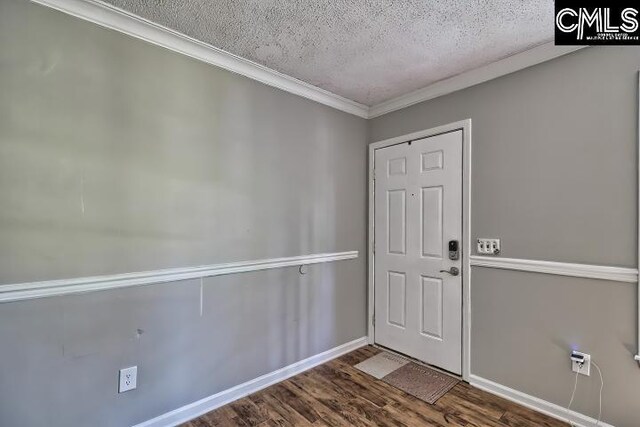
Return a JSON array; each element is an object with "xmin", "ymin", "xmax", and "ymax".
[{"xmin": 354, "ymin": 351, "xmax": 459, "ymax": 404}]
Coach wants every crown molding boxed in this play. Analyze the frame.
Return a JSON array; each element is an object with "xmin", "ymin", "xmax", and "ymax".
[
  {"xmin": 368, "ymin": 43, "xmax": 587, "ymax": 118},
  {"xmin": 30, "ymin": 0, "xmax": 370, "ymax": 118},
  {"xmin": 30, "ymin": 1, "xmax": 587, "ymax": 120}
]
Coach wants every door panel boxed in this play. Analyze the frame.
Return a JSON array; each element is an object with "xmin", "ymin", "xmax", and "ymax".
[
  {"xmin": 374, "ymin": 130, "xmax": 462, "ymax": 374},
  {"xmin": 420, "ymin": 276, "xmax": 443, "ymax": 339},
  {"xmin": 421, "ymin": 186, "xmax": 443, "ymax": 258},
  {"xmin": 387, "ymin": 190, "xmax": 406, "ymax": 254},
  {"xmin": 387, "ymin": 271, "xmax": 406, "ymax": 327},
  {"xmin": 388, "ymin": 157, "xmax": 407, "ymax": 176}
]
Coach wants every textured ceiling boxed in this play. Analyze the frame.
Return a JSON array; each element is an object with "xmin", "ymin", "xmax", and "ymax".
[{"xmin": 102, "ymin": 0, "xmax": 554, "ymax": 106}]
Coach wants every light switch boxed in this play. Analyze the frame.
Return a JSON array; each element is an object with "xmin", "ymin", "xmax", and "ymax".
[{"xmin": 477, "ymin": 238, "xmax": 500, "ymax": 255}]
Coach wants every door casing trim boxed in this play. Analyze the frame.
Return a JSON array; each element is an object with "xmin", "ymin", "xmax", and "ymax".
[{"xmin": 367, "ymin": 119, "xmax": 472, "ymax": 381}]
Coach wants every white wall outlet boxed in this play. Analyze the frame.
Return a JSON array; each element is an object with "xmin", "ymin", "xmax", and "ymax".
[
  {"xmin": 119, "ymin": 366, "xmax": 137, "ymax": 393},
  {"xmin": 477, "ymin": 238, "xmax": 501, "ymax": 255},
  {"xmin": 571, "ymin": 351, "xmax": 591, "ymax": 376}
]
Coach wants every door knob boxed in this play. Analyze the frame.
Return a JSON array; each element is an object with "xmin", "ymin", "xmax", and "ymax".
[{"xmin": 439, "ymin": 267, "xmax": 459, "ymax": 276}]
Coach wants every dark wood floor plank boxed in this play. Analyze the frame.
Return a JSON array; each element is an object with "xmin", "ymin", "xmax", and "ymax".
[
  {"xmin": 436, "ymin": 389, "xmax": 505, "ymax": 422},
  {"xmin": 382, "ymin": 401, "xmax": 458, "ymax": 427},
  {"xmin": 247, "ymin": 392, "xmax": 295, "ymax": 427},
  {"xmin": 182, "ymin": 416, "xmax": 210, "ymax": 427},
  {"xmin": 336, "ymin": 346, "xmax": 380, "ymax": 366},
  {"xmin": 500, "ymin": 404, "xmax": 569, "ymax": 427},
  {"xmin": 450, "ymin": 382, "xmax": 519, "ymax": 414},
  {"xmin": 182, "ymin": 346, "xmax": 569, "ymax": 427},
  {"xmin": 295, "ymin": 370, "xmax": 405, "ymax": 427},
  {"xmin": 202, "ymin": 404, "xmax": 245, "ymax": 426},
  {"xmin": 230, "ymin": 398, "xmax": 268, "ymax": 426},
  {"xmin": 389, "ymin": 397, "xmax": 466, "ymax": 427},
  {"xmin": 286, "ymin": 373, "xmax": 380, "ymax": 427},
  {"xmin": 254, "ymin": 390, "xmax": 315, "ymax": 426},
  {"xmin": 450, "ymin": 383, "xmax": 565, "ymax": 427},
  {"xmin": 268, "ymin": 383, "xmax": 321, "ymax": 424},
  {"xmin": 443, "ymin": 383, "xmax": 507, "ymax": 419},
  {"xmin": 311, "ymin": 363, "xmax": 389, "ymax": 408},
  {"xmin": 282, "ymin": 377, "xmax": 354, "ymax": 426}
]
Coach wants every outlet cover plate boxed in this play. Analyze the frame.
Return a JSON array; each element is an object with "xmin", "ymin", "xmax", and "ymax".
[
  {"xmin": 119, "ymin": 366, "xmax": 137, "ymax": 393},
  {"xmin": 571, "ymin": 352, "xmax": 591, "ymax": 376}
]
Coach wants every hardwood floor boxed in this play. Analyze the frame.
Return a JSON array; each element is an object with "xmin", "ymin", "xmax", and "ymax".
[{"xmin": 182, "ymin": 346, "xmax": 567, "ymax": 426}]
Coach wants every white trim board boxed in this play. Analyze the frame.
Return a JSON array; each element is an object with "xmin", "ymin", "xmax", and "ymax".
[
  {"xmin": 368, "ymin": 43, "xmax": 587, "ymax": 118},
  {"xmin": 636, "ymin": 70, "xmax": 640, "ymax": 363},
  {"xmin": 29, "ymin": 0, "xmax": 369, "ymax": 118},
  {"xmin": 635, "ymin": 71, "xmax": 640, "ymax": 363},
  {"xmin": 0, "ymin": 251, "xmax": 358, "ymax": 303},
  {"xmin": 470, "ymin": 255, "xmax": 638, "ymax": 283},
  {"xmin": 469, "ymin": 375, "xmax": 614, "ymax": 427},
  {"xmin": 367, "ymin": 120, "xmax": 472, "ymax": 381},
  {"xmin": 30, "ymin": 0, "xmax": 585, "ymax": 119},
  {"xmin": 134, "ymin": 337, "xmax": 368, "ymax": 427}
]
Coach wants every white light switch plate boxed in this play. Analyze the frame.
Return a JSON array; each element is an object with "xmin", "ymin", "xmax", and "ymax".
[
  {"xmin": 119, "ymin": 366, "xmax": 137, "ymax": 393},
  {"xmin": 477, "ymin": 238, "xmax": 500, "ymax": 255}
]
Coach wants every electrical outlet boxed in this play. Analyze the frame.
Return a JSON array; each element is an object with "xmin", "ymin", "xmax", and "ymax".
[
  {"xmin": 119, "ymin": 366, "xmax": 137, "ymax": 393},
  {"xmin": 477, "ymin": 238, "xmax": 501, "ymax": 255},
  {"xmin": 571, "ymin": 351, "xmax": 591, "ymax": 376}
]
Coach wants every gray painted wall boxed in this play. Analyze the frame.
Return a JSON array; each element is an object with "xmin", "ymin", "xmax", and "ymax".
[
  {"xmin": 0, "ymin": 0, "xmax": 368, "ymax": 284},
  {"xmin": 0, "ymin": 1, "xmax": 367, "ymax": 426},
  {"xmin": 3, "ymin": 1, "xmax": 640, "ymax": 426},
  {"xmin": 370, "ymin": 46, "xmax": 640, "ymax": 427}
]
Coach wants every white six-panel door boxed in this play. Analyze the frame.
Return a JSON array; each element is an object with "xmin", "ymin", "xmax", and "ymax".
[{"xmin": 374, "ymin": 130, "xmax": 462, "ymax": 374}]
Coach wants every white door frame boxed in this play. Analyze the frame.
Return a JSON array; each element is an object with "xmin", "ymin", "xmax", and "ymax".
[{"xmin": 368, "ymin": 119, "xmax": 472, "ymax": 381}]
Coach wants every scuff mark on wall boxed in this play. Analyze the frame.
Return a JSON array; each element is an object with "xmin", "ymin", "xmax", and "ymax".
[{"xmin": 26, "ymin": 51, "xmax": 59, "ymax": 76}]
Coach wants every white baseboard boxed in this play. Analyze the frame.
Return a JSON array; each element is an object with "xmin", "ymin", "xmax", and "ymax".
[
  {"xmin": 469, "ymin": 375, "xmax": 614, "ymax": 427},
  {"xmin": 134, "ymin": 337, "xmax": 368, "ymax": 427}
]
